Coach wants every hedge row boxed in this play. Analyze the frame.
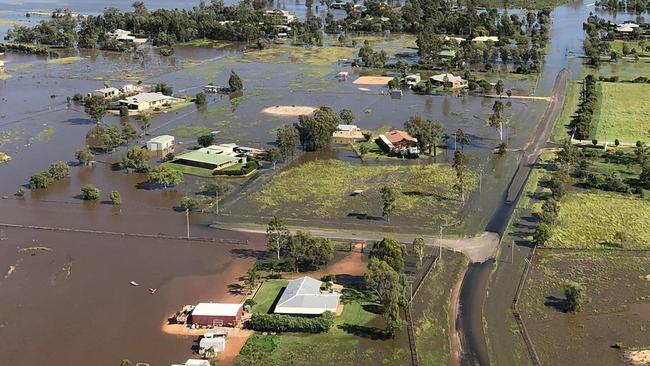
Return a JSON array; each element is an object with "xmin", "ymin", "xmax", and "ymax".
[
  {"xmin": 213, "ymin": 161, "xmax": 258, "ymax": 176},
  {"xmin": 246, "ymin": 312, "xmax": 335, "ymax": 333},
  {"xmin": 571, "ymin": 74, "xmax": 597, "ymax": 140}
]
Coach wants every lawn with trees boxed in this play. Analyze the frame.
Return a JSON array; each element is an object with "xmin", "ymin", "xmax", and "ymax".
[{"xmin": 250, "ymin": 159, "xmax": 476, "ymax": 226}]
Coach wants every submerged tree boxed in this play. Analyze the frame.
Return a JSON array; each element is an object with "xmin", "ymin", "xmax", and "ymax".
[
  {"xmin": 564, "ymin": 281, "xmax": 588, "ymax": 312},
  {"xmin": 84, "ymin": 95, "xmax": 107, "ymax": 123},
  {"xmin": 229, "ymin": 70, "xmax": 243, "ymax": 92},
  {"xmin": 379, "ymin": 186, "xmax": 397, "ymax": 222}
]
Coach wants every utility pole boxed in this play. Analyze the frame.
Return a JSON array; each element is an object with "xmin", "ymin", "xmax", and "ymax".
[
  {"xmin": 479, "ymin": 171, "xmax": 482, "ymax": 194},
  {"xmin": 185, "ymin": 209, "xmax": 190, "ymax": 240},
  {"xmin": 216, "ymin": 191, "xmax": 219, "ymax": 215},
  {"xmin": 511, "ymin": 240, "xmax": 515, "ymax": 264},
  {"xmin": 439, "ymin": 225, "xmax": 443, "ymax": 259}
]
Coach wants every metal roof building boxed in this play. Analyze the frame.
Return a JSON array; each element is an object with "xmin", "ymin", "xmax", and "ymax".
[{"xmin": 274, "ymin": 276, "xmax": 341, "ymax": 315}]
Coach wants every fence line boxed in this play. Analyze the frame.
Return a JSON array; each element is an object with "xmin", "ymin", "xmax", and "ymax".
[
  {"xmin": 511, "ymin": 245, "xmax": 542, "ymax": 366},
  {"xmin": 0, "ymin": 223, "xmax": 245, "ymax": 245}
]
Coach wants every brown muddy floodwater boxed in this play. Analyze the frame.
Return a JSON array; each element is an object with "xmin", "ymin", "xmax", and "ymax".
[{"xmin": 0, "ymin": 226, "xmax": 264, "ymax": 365}]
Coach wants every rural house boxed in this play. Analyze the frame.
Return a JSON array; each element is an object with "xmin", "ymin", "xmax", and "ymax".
[
  {"xmin": 429, "ymin": 73, "xmax": 468, "ymax": 89},
  {"xmin": 118, "ymin": 92, "xmax": 181, "ymax": 111},
  {"xmin": 172, "ymin": 144, "xmax": 246, "ymax": 171},
  {"xmin": 274, "ymin": 276, "xmax": 341, "ymax": 315},
  {"xmin": 332, "ymin": 124, "xmax": 365, "ymax": 144},
  {"xmin": 376, "ymin": 130, "xmax": 419, "ymax": 157}
]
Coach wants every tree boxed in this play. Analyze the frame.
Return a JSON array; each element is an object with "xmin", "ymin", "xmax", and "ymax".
[
  {"xmin": 154, "ymin": 82, "xmax": 173, "ymax": 96},
  {"xmin": 564, "ymin": 281, "xmax": 588, "ymax": 312},
  {"xmin": 109, "ymin": 190, "xmax": 121, "ymax": 205},
  {"xmin": 404, "ymin": 115, "xmax": 444, "ymax": 156},
  {"xmin": 412, "ymin": 237, "xmax": 425, "ymax": 268},
  {"xmin": 84, "ymin": 95, "xmax": 107, "ymax": 123},
  {"xmin": 203, "ymin": 179, "xmax": 233, "ymax": 197},
  {"xmin": 549, "ymin": 169, "xmax": 570, "ymax": 199},
  {"xmin": 148, "ymin": 165, "xmax": 183, "ymax": 187},
  {"xmin": 120, "ymin": 146, "xmax": 149, "ymax": 172},
  {"xmin": 276, "ymin": 125, "xmax": 300, "ymax": 160},
  {"xmin": 640, "ymin": 163, "xmax": 650, "ymax": 189},
  {"xmin": 119, "ymin": 105, "xmax": 129, "ymax": 117},
  {"xmin": 456, "ymin": 129, "xmax": 470, "ymax": 150},
  {"xmin": 86, "ymin": 125, "xmax": 126, "ymax": 151},
  {"xmin": 120, "ymin": 360, "xmax": 133, "ymax": 366},
  {"xmin": 229, "ymin": 70, "xmax": 243, "ymax": 92},
  {"xmin": 48, "ymin": 161, "xmax": 70, "ymax": 180},
  {"xmin": 495, "ymin": 79, "xmax": 504, "ymax": 95},
  {"xmin": 283, "ymin": 231, "xmax": 333, "ymax": 271},
  {"xmin": 364, "ymin": 257, "xmax": 405, "ymax": 337},
  {"xmin": 339, "ymin": 109, "xmax": 355, "ymax": 124},
  {"xmin": 180, "ymin": 196, "xmax": 199, "ymax": 211},
  {"xmin": 81, "ymin": 184, "xmax": 100, "ymax": 200},
  {"xmin": 453, "ymin": 150, "xmax": 468, "ymax": 202},
  {"xmin": 198, "ymin": 134, "xmax": 215, "ymax": 147},
  {"xmin": 245, "ymin": 267, "xmax": 260, "ymax": 294},
  {"xmin": 195, "ymin": 92, "xmax": 207, "ymax": 105},
  {"xmin": 379, "ymin": 186, "xmax": 397, "ymax": 222},
  {"xmin": 358, "ymin": 144, "xmax": 369, "ymax": 160},
  {"xmin": 532, "ymin": 222, "xmax": 551, "ymax": 246},
  {"xmin": 369, "ymin": 237, "xmax": 406, "ymax": 273},
  {"xmin": 29, "ymin": 171, "xmax": 54, "ymax": 189},
  {"xmin": 121, "ymin": 122, "xmax": 137, "ymax": 141},
  {"xmin": 139, "ymin": 111, "xmax": 152, "ymax": 135},
  {"xmin": 267, "ymin": 216, "xmax": 290, "ymax": 260},
  {"xmin": 488, "ymin": 100, "xmax": 507, "ymax": 142}
]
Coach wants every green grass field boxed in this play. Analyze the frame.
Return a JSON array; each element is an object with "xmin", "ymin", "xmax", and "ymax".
[
  {"xmin": 594, "ymin": 82, "xmax": 650, "ymax": 143},
  {"xmin": 251, "ymin": 279, "xmax": 288, "ymax": 314},
  {"xmin": 609, "ymin": 40, "xmax": 650, "ymax": 57},
  {"xmin": 411, "ymin": 252, "xmax": 468, "ymax": 365},
  {"xmin": 552, "ymin": 78, "xmax": 579, "ymax": 142},
  {"xmin": 547, "ymin": 191, "xmax": 650, "ymax": 248},
  {"xmin": 237, "ymin": 286, "xmax": 410, "ymax": 366},
  {"xmin": 251, "ymin": 159, "xmax": 476, "ymax": 222}
]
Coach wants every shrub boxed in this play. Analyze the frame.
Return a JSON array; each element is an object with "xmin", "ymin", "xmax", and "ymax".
[
  {"xmin": 109, "ymin": 190, "xmax": 121, "ymax": 205},
  {"xmin": 592, "ymin": 139, "xmax": 598, "ymax": 146},
  {"xmin": 246, "ymin": 312, "xmax": 335, "ymax": 333},
  {"xmin": 180, "ymin": 196, "xmax": 198, "ymax": 211},
  {"xmin": 243, "ymin": 299, "xmax": 257, "ymax": 308},
  {"xmin": 81, "ymin": 184, "xmax": 100, "ymax": 200},
  {"xmin": 29, "ymin": 171, "xmax": 54, "ymax": 189},
  {"xmin": 197, "ymin": 134, "xmax": 214, "ymax": 147},
  {"xmin": 72, "ymin": 93, "xmax": 84, "ymax": 103},
  {"xmin": 75, "ymin": 149, "xmax": 95, "ymax": 165},
  {"xmin": 161, "ymin": 152, "xmax": 175, "ymax": 162},
  {"xmin": 564, "ymin": 281, "xmax": 588, "ymax": 312},
  {"xmin": 614, "ymin": 139, "xmax": 620, "ymax": 146},
  {"xmin": 320, "ymin": 274, "xmax": 336, "ymax": 283},
  {"xmin": 48, "ymin": 161, "xmax": 70, "ymax": 180},
  {"xmin": 213, "ymin": 161, "xmax": 259, "ymax": 176},
  {"xmin": 195, "ymin": 92, "xmax": 207, "ymax": 105},
  {"xmin": 119, "ymin": 106, "xmax": 129, "ymax": 117},
  {"xmin": 15, "ymin": 187, "xmax": 25, "ymax": 197}
]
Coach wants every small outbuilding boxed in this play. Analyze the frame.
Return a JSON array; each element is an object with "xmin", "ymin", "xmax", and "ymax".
[
  {"xmin": 191, "ymin": 303, "xmax": 243, "ymax": 327},
  {"xmin": 199, "ymin": 336, "xmax": 226, "ymax": 355},
  {"xmin": 146, "ymin": 135, "xmax": 175, "ymax": 157}
]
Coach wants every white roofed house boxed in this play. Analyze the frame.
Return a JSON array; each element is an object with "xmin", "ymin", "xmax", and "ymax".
[
  {"xmin": 274, "ymin": 276, "xmax": 341, "ymax": 315},
  {"xmin": 472, "ymin": 36, "xmax": 499, "ymax": 43},
  {"xmin": 118, "ymin": 92, "xmax": 181, "ymax": 111},
  {"xmin": 332, "ymin": 124, "xmax": 365, "ymax": 144}
]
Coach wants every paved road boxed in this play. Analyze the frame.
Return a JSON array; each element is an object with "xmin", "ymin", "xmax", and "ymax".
[
  {"xmin": 506, "ymin": 70, "xmax": 568, "ymax": 203},
  {"xmin": 212, "ymin": 223, "xmax": 500, "ymax": 262}
]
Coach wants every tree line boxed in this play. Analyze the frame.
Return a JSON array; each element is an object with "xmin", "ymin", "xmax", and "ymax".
[{"xmin": 571, "ymin": 74, "xmax": 597, "ymax": 141}]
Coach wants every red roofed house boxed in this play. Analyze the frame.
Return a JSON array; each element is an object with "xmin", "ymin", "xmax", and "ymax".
[{"xmin": 376, "ymin": 130, "xmax": 419, "ymax": 157}]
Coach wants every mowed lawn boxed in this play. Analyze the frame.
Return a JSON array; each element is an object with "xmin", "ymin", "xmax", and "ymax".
[
  {"xmin": 251, "ymin": 279, "xmax": 288, "ymax": 314},
  {"xmin": 595, "ymin": 82, "xmax": 650, "ymax": 143},
  {"xmin": 252, "ymin": 159, "xmax": 476, "ymax": 220},
  {"xmin": 547, "ymin": 191, "xmax": 650, "ymax": 248}
]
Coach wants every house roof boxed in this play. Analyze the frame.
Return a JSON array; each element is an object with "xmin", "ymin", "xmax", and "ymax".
[
  {"xmin": 175, "ymin": 147, "xmax": 241, "ymax": 167},
  {"xmin": 147, "ymin": 135, "xmax": 174, "ymax": 144},
  {"xmin": 430, "ymin": 73, "xmax": 466, "ymax": 83},
  {"xmin": 274, "ymin": 276, "xmax": 340, "ymax": 315},
  {"xmin": 337, "ymin": 124, "xmax": 359, "ymax": 131},
  {"xmin": 192, "ymin": 303, "xmax": 242, "ymax": 317},
  {"xmin": 385, "ymin": 130, "xmax": 415, "ymax": 144},
  {"xmin": 185, "ymin": 360, "xmax": 211, "ymax": 366},
  {"xmin": 472, "ymin": 36, "xmax": 499, "ymax": 42},
  {"xmin": 95, "ymin": 87, "xmax": 119, "ymax": 94},
  {"xmin": 120, "ymin": 92, "xmax": 178, "ymax": 105}
]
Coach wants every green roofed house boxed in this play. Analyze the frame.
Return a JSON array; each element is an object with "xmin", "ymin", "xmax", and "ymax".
[{"xmin": 173, "ymin": 144, "xmax": 246, "ymax": 171}]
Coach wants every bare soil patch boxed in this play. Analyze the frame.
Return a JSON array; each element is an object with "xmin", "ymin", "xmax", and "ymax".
[
  {"xmin": 260, "ymin": 105, "xmax": 316, "ymax": 116},
  {"xmin": 352, "ymin": 76, "xmax": 393, "ymax": 85}
]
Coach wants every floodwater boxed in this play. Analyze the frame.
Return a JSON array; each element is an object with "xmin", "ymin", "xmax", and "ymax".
[{"xmin": 0, "ymin": 0, "xmax": 639, "ymax": 364}]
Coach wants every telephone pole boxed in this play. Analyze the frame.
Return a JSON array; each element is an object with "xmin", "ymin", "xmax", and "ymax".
[{"xmin": 185, "ymin": 209, "xmax": 190, "ymax": 240}]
